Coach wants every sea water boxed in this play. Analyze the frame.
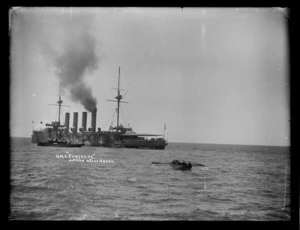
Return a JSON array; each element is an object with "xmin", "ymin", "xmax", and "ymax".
[{"xmin": 9, "ymin": 137, "xmax": 290, "ymax": 220}]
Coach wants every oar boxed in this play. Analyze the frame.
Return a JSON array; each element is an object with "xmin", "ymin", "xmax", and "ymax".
[
  {"xmin": 151, "ymin": 162, "xmax": 170, "ymax": 165},
  {"xmin": 192, "ymin": 163, "xmax": 206, "ymax": 167},
  {"xmin": 151, "ymin": 161, "xmax": 206, "ymax": 167}
]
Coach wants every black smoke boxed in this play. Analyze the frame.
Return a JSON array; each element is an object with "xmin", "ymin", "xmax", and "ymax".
[
  {"xmin": 55, "ymin": 32, "xmax": 98, "ymax": 112},
  {"xmin": 69, "ymin": 82, "xmax": 97, "ymax": 112}
]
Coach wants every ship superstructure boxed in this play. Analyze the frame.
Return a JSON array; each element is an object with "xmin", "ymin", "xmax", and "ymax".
[{"xmin": 31, "ymin": 81, "xmax": 83, "ymax": 147}]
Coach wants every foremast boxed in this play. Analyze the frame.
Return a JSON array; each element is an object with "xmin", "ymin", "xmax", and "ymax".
[{"xmin": 47, "ymin": 79, "xmax": 69, "ymax": 129}]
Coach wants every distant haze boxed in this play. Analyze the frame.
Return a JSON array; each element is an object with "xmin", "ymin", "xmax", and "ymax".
[{"xmin": 10, "ymin": 8, "xmax": 290, "ymax": 146}]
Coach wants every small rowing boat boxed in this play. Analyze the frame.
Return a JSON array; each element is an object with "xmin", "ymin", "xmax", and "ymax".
[{"xmin": 170, "ymin": 160, "xmax": 192, "ymax": 170}]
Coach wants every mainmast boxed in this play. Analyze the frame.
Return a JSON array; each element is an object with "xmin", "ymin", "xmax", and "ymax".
[
  {"xmin": 107, "ymin": 66, "xmax": 128, "ymax": 130},
  {"xmin": 117, "ymin": 67, "xmax": 121, "ymax": 127}
]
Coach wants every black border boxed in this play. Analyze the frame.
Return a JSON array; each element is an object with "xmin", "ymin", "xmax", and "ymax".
[{"xmin": 5, "ymin": 3, "xmax": 298, "ymax": 230}]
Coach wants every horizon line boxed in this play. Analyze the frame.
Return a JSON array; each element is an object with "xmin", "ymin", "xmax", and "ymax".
[{"xmin": 10, "ymin": 136, "xmax": 290, "ymax": 148}]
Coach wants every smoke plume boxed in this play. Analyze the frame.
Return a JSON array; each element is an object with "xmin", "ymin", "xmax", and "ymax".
[
  {"xmin": 22, "ymin": 9, "xmax": 101, "ymax": 112},
  {"xmin": 69, "ymin": 82, "xmax": 97, "ymax": 112},
  {"xmin": 55, "ymin": 32, "xmax": 98, "ymax": 112}
]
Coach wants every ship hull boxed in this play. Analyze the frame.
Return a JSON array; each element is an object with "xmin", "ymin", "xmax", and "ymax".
[
  {"xmin": 122, "ymin": 139, "xmax": 167, "ymax": 149},
  {"xmin": 37, "ymin": 142, "xmax": 84, "ymax": 147},
  {"xmin": 33, "ymin": 130, "xmax": 167, "ymax": 149},
  {"xmin": 170, "ymin": 160, "xmax": 192, "ymax": 170},
  {"xmin": 170, "ymin": 164, "xmax": 192, "ymax": 170},
  {"xmin": 124, "ymin": 145, "xmax": 166, "ymax": 149}
]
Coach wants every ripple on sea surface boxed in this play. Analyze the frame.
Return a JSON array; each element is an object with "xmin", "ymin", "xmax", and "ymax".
[{"xmin": 10, "ymin": 138, "xmax": 290, "ymax": 220}]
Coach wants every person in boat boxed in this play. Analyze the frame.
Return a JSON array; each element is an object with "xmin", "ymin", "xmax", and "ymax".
[{"xmin": 176, "ymin": 160, "xmax": 185, "ymax": 165}]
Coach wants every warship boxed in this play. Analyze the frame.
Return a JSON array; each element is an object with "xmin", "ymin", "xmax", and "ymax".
[{"xmin": 32, "ymin": 67, "xmax": 168, "ymax": 150}]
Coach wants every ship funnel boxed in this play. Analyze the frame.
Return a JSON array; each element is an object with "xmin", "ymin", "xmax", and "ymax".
[
  {"xmin": 82, "ymin": 112, "xmax": 87, "ymax": 131},
  {"xmin": 73, "ymin": 112, "xmax": 78, "ymax": 133},
  {"xmin": 64, "ymin": 112, "xmax": 70, "ymax": 133},
  {"xmin": 91, "ymin": 108, "xmax": 97, "ymax": 132}
]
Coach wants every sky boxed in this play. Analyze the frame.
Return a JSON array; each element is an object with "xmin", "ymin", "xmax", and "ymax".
[{"xmin": 10, "ymin": 7, "xmax": 290, "ymax": 146}]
